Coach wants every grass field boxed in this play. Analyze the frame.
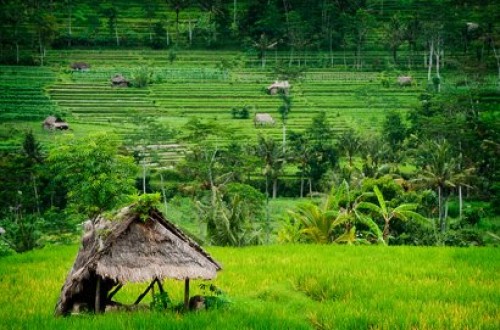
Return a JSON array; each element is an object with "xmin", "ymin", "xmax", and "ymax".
[{"xmin": 0, "ymin": 244, "xmax": 498, "ymax": 329}]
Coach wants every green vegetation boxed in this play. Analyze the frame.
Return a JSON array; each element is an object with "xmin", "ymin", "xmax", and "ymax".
[
  {"xmin": 0, "ymin": 244, "xmax": 498, "ymax": 329},
  {"xmin": 0, "ymin": 1, "xmax": 498, "ymax": 325}
]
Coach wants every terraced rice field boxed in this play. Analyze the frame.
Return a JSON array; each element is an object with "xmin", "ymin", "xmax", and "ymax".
[{"xmin": 0, "ymin": 49, "xmax": 453, "ymax": 164}]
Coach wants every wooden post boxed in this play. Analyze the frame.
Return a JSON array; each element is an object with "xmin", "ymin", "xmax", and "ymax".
[
  {"xmin": 95, "ymin": 276, "xmax": 101, "ymax": 313},
  {"xmin": 157, "ymin": 278, "xmax": 165, "ymax": 294},
  {"xmin": 107, "ymin": 284, "xmax": 123, "ymax": 301},
  {"xmin": 184, "ymin": 278, "xmax": 190, "ymax": 310},
  {"xmin": 134, "ymin": 280, "xmax": 156, "ymax": 305}
]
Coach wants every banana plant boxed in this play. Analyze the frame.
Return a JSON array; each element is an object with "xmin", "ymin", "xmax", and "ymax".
[{"xmin": 358, "ymin": 185, "xmax": 429, "ymax": 244}]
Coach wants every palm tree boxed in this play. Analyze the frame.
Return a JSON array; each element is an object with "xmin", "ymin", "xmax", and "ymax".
[
  {"xmin": 337, "ymin": 128, "xmax": 362, "ymax": 167},
  {"xmin": 255, "ymin": 135, "xmax": 285, "ymax": 199},
  {"xmin": 252, "ymin": 33, "xmax": 278, "ymax": 68},
  {"xmin": 414, "ymin": 138, "xmax": 473, "ymax": 234},
  {"xmin": 277, "ymin": 92, "xmax": 292, "ymax": 152},
  {"xmin": 165, "ymin": 0, "xmax": 191, "ymax": 44},
  {"xmin": 358, "ymin": 186, "xmax": 428, "ymax": 244},
  {"xmin": 283, "ymin": 181, "xmax": 382, "ymax": 244},
  {"xmin": 286, "ymin": 202, "xmax": 338, "ymax": 244}
]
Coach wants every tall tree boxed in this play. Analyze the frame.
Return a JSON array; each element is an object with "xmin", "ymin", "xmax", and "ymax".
[
  {"xmin": 48, "ymin": 134, "xmax": 137, "ymax": 218},
  {"xmin": 255, "ymin": 135, "xmax": 286, "ymax": 199},
  {"xmin": 165, "ymin": 0, "xmax": 192, "ymax": 45},
  {"xmin": 384, "ymin": 12, "xmax": 405, "ymax": 64},
  {"xmin": 277, "ymin": 91, "xmax": 292, "ymax": 152}
]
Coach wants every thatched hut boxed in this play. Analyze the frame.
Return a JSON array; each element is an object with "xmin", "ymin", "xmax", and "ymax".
[
  {"xmin": 254, "ymin": 113, "xmax": 275, "ymax": 127},
  {"xmin": 43, "ymin": 116, "xmax": 69, "ymax": 130},
  {"xmin": 397, "ymin": 76, "xmax": 412, "ymax": 86},
  {"xmin": 54, "ymin": 206, "xmax": 221, "ymax": 316},
  {"xmin": 267, "ymin": 80, "xmax": 290, "ymax": 95},
  {"xmin": 111, "ymin": 74, "xmax": 130, "ymax": 87},
  {"xmin": 70, "ymin": 62, "xmax": 90, "ymax": 72}
]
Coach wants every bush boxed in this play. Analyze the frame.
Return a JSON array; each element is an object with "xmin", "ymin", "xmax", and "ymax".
[{"xmin": 0, "ymin": 215, "xmax": 43, "ymax": 252}]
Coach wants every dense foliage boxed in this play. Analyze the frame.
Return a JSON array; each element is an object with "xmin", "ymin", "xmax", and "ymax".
[{"xmin": 0, "ymin": 0, "xmax": 498, "ymax": 253}]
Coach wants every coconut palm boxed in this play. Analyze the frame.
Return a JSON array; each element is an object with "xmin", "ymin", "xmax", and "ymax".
[
  {"xmin": 252, "ymin": 33, "xmax": 278, "ymax": 68},
  {"xmin": 255, "ymin": 135, "xmax": 285, "ymax": 199},
  {"xmin": 165, "ymin": 0, "xmax": 191, "ymax": 44},
  {"xmin": 358, "ymin": 186, "xmax": 428, "ymax": 244},
  {"xmin": 414, "ymin": 139, "xmax": 471, "ymax": 233}
]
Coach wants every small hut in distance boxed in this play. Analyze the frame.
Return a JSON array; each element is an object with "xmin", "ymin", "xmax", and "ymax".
[
  {"xmin": 254, "ymin": 113, "xmax": 275, "ymax": 127},
  {"xmin": 111, "ymin": 74, "xmax": 130, "ymax": 87},
  {"xmin": 267, "ymin": 80, "xmax": 290, "ymax": 95},
  {"xmin": 43, "ymin": 116, "xmax": 69, "ymax": 130},
  {"xmin": 55, "ymin": 205, "xmax": 221, "ymax": 316},
  {"xmin": 70, "ymin": 62, "xmax": 90, "ymax": 72}
]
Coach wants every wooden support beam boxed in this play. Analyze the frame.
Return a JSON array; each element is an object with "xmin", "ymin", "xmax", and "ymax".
[
  {"xmin": 156, "ymin": 278, "xmax": 165, "ymax": 294},
  {"xmin": 134, "ymin": 279, "xmax": 156, "ymax": 305},
  {"xmin": 107, "ymin": 284, "xmax": 123, "ymax": 301},
  {"xmin": 95, "ymin": 276, "xmax": 101, "ymax": 313},
  {"xmin": 184, "ymin": 278, "xmax": 190, "ymax": 310}
]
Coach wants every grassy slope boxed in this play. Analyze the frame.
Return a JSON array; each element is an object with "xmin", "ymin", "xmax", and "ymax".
[{"xmin": 0, "ymin": 244, "xmax": 498, "ymax": 329}]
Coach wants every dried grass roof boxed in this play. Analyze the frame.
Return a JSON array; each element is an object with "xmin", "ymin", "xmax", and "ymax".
[
  {"xmin": 55, "ymin": 206, "xmax": 221, "ymax": 316},
  {"xmin": 255, "ymin": 113, "xmax": 275, "ymax": 123}
]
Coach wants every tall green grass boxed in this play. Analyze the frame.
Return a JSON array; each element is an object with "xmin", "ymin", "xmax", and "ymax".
[{"xmin": 0, "ymin": 245, "xmax": 498, "ymax": 329}]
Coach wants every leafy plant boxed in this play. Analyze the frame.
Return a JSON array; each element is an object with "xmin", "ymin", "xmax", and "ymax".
[
  {"xmin": 199, "ymin": 283, "xmax": 230, "ymax": 310},
  {"xmin": 150, "ymin": 291, "xmax": 171, "ymax": 312},
  {"xmin": 132, "ymin": 193, "xmax": 161, "ymax": 222}
]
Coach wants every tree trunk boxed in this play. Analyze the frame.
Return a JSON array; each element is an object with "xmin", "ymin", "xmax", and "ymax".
[
  {"xmin": 233, "ymin": 0, "xmax": 237, "ymax": 27},
  {"xmin": 32, "ymin": 174, "xmax": 40, "ymax": 215},
  {"xmin": 160, "ymin": 173, "xmax": 168, "ymax": 215},
  {"xmin": 188, "ymin": 16, "xmax": 193, "ymax": 45},
  {"xmin": 383, "ymin": 220, "xmax": 390, "ymax": 243},
  {"xmin": 176, "ymin": 9, "xmax": 180, "ymax": 45},
  {"xmin": 427, "ymin": 39, "xmax": 434, "ymax": 82},
  {"xmin": 272, "ymin": 178, "xmax": 278, "ymax": 199},
  {"xmin": 282, "ymin": 123, "xmax": 286, "ymax": 152},
  {"xmin": 300, "ymin": 175, "xmax": 304, "ymax": 198},
  {"xmin": 115, "ymin": 24, "xmax": 119, "ymax": 46},
  {"xmin": 68, "ymin": 1, "xmax": 72, "ymax": 47},
  {"xmin": 15, "ymin": 42, "xmax": 19, "ymax": 64},
  {"xmin": 459, "ymin": 185, "xmax": 463, "ymax": 221}
]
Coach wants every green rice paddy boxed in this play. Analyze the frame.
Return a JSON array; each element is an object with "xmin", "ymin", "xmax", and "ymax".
[{"xmin": 0, "ymin": 244, "xmax": 498, "ymax": 329}]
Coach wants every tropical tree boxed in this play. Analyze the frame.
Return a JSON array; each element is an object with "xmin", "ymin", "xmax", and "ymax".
[
  {"xmin": 413, "ymin": 138, "xmax": 472, "ymax": 234},
  {"xmin": 384, "ymin": 12, "xmax": 405, "ymax": 64},
  {"xmin": 165, "ymin": 0, "xmax": 192, "ymax": 45},
  {"xmin": 358, "ymin": 186, "xmax": 428, "ymax": 244},
  {"xmin": 281, "ymin": 180, "xmax": 382, "ymax": 244},
  {"xmin": 382, "ymin": 110, "xmax": 407, "ymax": 152},
  {"xmin": 337, "ymin": 128, "xmax": 361, "ymax": 167},
  {"xmin": 48, "ymin": 134, "xmax": 137, "ymax": 218},
  {"xmin": 252, "ymin": 33, "xmax": 278, "ymax": 68},
  {"xmin": 277, "ymin": 91, "xmax": 292, "ymax": 152},
  {"xmin": 255, "ymin": 135, "xmax": 285, "ymax": 199},
  {"xmin": 196, "ymin": 183, "xmax": 263, "ymax": 246}
]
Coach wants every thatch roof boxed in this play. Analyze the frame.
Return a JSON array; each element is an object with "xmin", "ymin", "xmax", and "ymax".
[
  {"xmin": 43, "ymin": 116, "xmax": 69, "ymax": 130},
  {"xmin": 267, "ymin": 80, "xmax": 290, "ymax": 94},
  {"xmin": 55, "ymin": 206, "xmax": 221, "ymax": 316},
  {"xmin": 111, "ymin": 74, "xmax": 129, "ymax": 86},
  {"xmin": 397, "ymin": 76, "xmax": 412, "ymax": 86},
  {"xmin": 70, "ymin": 62, "xmax": 90, "ymax": 71}
]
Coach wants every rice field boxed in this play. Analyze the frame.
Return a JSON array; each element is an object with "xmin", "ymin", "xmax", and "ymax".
[{"xmin": 0, "ymin": 244, "xmax": 498, "ymax": 329}]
